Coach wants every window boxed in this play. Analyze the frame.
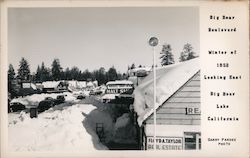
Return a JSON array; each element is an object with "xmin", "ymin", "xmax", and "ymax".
[{"xmin": 184, "ymin": 132, "xmax": 201, "ymax": 150}]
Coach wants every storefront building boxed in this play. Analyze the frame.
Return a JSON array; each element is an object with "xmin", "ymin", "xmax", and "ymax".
[{"xmin": 132, "ymin": 58, "xmax": 200, "ymax": 150}]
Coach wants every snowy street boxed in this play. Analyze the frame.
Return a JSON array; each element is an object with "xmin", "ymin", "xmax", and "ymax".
[
  {"xmin": 8, "ymin": 93, "xmax": 138, "ymax": 151},
  {"xmin": 8, "ymin": 102, "xmax": 108, "ymax": 151}
]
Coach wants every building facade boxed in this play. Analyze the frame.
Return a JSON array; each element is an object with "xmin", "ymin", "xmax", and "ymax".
[{"xmin": 139, "ymin": 71, "xmax": 201, "ymax": 150}]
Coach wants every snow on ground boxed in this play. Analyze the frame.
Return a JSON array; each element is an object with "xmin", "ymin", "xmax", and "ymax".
[
  {"xmin": 112, "ymin": 113, "xmax": 137, "ymax": 144},
  {"xmin": 10, "ymin": 92, "xmax": 77, "ymax": 108},
  {"xmin": 8, "ymin": 104, "xmax": 107, "ymax": 151},
  {"xmin": 114, "ymin": 113, "xmax": 130, "ymax": 130},
  {"xmin": 83, "ymin": 105, "xmax": 114, "ymax": 143},
  {"xmin": 133, "ymin": 58, "xmax": 200, "ymax": 126}
]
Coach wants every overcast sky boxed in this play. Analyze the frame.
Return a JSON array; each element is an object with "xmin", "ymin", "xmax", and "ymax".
[{"xmin": 8, "ymin": 7, "xmax": 199, "ymax": 74}]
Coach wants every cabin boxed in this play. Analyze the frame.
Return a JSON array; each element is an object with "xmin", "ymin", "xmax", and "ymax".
[
  {"xmin": 86, "ymin": 80, "xmax": 98, "ymax": 90},
  {"xmin": 132, "ymin": 58, "xmax": 200, "ymax": 150},
  {"xmin": 18, "ymin": 81, "xmax": 39, "ymax": 96},
  {"xmin": 42, "ymin": 81, "xmax": 67, "ymax": 93},
  {"xmin": 78, "ymin": 81, "xmax": 87, "ymax": 89}
]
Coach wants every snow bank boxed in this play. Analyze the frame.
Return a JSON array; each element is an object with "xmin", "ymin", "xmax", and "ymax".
[
  {"xmin": 133, "ymin": 58, "xmax": 200, "ymax": 126},
  {"xmin": 83, "ymin": 107, "xmax": 114, "ymax": 143},
  {"xmin": 112, "ymin": 113, "xmax": 137, "ymax": 144},
  {"xmin": 8, "ymin": 104, "xmax": 107, "ymax": 151},
  {"xmin": 10, "ymin": 92, "xmax": 76, "ymax": 107},
  {"xmin": 114, "ymin": 113, "xmax": 130, "ymax": 130}
]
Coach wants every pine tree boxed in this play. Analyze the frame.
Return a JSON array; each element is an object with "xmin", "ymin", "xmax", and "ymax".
[
  {"xmin": 40, "ymin": 62, "xmax": 51, "ymax": 81},
  {"xmin": 8, "ymin": 64, "xmax": 15, "ymax": 81},
  {"xmin": 64, "ymin": 67, "xmax": 70, "ymax": 80},
  {"xmin": 8, "ymin": 64, "xmax": 16, "ymax": 93},
  {"xmin": 107, "ymin": 66, "xmax": 118, "ymax": 81},
  {"xmin": 160, "ymin": 44, "xmax": 174, "ymax": 66},
  {"xmin": 17, "ymin": 57, "xmax": 30, "ymax": 80},
  {"xmin": 98, "ymin": 67, "xmax": 107, "ymax": 85},
  {"xmin": 84, "ymin": 69, "xmax": 92, "ymax": 80},
  {"xmin": 70, "ymin": 66, "xmax": 80, "ymax": 80},
  {"xmin": 179, "ymin": 43, "xmax": 197, "ymax": 62},
  {"xmin": 35, "ymin": 65, "xmax": 41, "ymax": 81},
  {"xmin": 51, "ymin": 58, "xmax": 62, "ymax": 81}
]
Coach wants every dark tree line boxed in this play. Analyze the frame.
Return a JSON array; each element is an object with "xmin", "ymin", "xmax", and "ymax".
[
  {"xmin": 8, "ymin": 43, "xmax": 197, "ymax": 86},
  {"xmin": 8, "ymin": 58, "xmax": 127, "ymax": 86}
]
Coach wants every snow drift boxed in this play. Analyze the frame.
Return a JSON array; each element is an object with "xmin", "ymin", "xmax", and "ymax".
[
  {"xmin": 133, "ymin": 58, "xmax": 200, "ymax": 126},
  {"xmin": 8, "ymin": 104, "xmax": 107, "ymax": 151},
  {"xmin": 112, "ymin": 113, "xmax": 137, "ymax": 144}
]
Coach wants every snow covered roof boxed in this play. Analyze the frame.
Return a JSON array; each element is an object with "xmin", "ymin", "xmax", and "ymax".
[
  {"xmin": 133, "ymin": 58, "xmax": 200, "ymax": 126},
  {"xmin": 67, "ymin": 80, "xmax": 78, "ymax": 87},
  {"xmin": 129, "ymin": 67, "xmax": 152, "ymax": 73},
  {"xmin": 42, "ymin": 81, "xmax": 61, "ymax": 88},
  {"xmin": 93, "ymin": 81, "xmax": 98, "ymax": 86},
  {"xmin": 87, "ymin": 82, "xmax": 94, "ymax": 87},
  {"xmin": 106, "ymin": 80, "xmax": 133, "ymax": 85},
  {"xmin": 30, "ymin": 83, "xmax": 37, "ymax": 90},
  {"xmin": 78, "ymin": 81, "xmax": 87, "ymax": 88}
]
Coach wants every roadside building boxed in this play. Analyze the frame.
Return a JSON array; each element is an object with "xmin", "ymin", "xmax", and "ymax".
[
  {"xmin": 78, "ymin": 81, "xmax": 87, "ymax": 89},
  {"xmin": 35, "ymin": 83, "xmax": 43, "ymax": 91},
  {"xmin": 101, "ymin": 80, "xmax": 134, "ymax": 103},
  {"xmin": 18, "ymin": 81, "xmax": 39, "ymax": 96},
  {"xmin": 128, "ymin": 67, "xmax": 151, "ymax": 86},
  {"xmin": 86, "ymin": 80, "xmax": 98, "ymax": 90},
  {"xmin": 132, "ymin": 58, "xmax": 200, "ymax": 150},
  {"xmin": 42, "ymin": 81, "xmax": 67, "ymax": 93}
]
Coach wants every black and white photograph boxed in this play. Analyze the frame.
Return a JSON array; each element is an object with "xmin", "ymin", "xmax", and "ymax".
[{"xmin": 7, "ymin": 7, "xmax": 200, "ymax": 151}]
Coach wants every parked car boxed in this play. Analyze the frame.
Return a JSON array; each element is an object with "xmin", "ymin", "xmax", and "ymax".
[
  {"xmin": 54, "ymin": 95, "xmax": 65, "ymax": 105},
  {"xmin": 77, "ymin": 94, "xmax": 86, "ymax": 100},
  {"xmin": 37, "ymin": 97, "xmax": 54, "ymax": 113},
  {"xmin": 89, "ymin": 90, "xmax": 95, "ymax": 95},
  {"xmin": 9, "ymin": 102, "xmax": 26, "ymax": 112}
]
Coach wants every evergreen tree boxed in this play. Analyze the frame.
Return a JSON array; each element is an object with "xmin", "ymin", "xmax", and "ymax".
[
  {"xmin": 107, "ymin": 66, "xmax": 118, "ymax": 81},
  {"xmin": 8, "ymin": 64, "xmax": 16, "ymax": 93},
  {"xmin": 35, "ymin": 65, "xmax": 41, "ymax": 81},
  {"xmin": 84, "ymin": 69, "xmax": 92, "ymax": 80},
  {"xmin": 51, "ymin": 58, "xmax": 62, "ymax": 81},
  {"xmin": 160, "ymin": 44, "xmax": 175, "ymax": 66},
  {"xmin": 70, "ymin": 66, "xmax": 80, "ymax": 80},
  {"xmin": 179, "ymin": 43, "xmax": 197, "ymax": 62},
  {"xmin": 98, "ymin": 67, "xmax": 107, "ymax": 85},
  {"xmin": 17, "ymin": 57, "xmax": 30, "ymax": 80},
  {"xmin": 8, "ymin": 64, "xmax": 15, "ymax": 81},
  {"xmin": 40, "ymin": 62, "xmax": 51, "ymax": 81},
  {"xmin": 64, "ymin": 67, "xmax": 71, "ymax": 80}
]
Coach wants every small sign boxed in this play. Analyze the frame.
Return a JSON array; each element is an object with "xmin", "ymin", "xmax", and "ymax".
[
  {"xmin": 106, "ymin": 88, "xmax": 133, "ymax": 94},
  {"xmin": 22, "ymin": 83, "xmax": 31, "ymax": 88},
  {"xmin": 186, "ymin": 107, "xmax": 201, "ymax": 115},
  {"xmin": 146, "ymin": 136, "xmax": 183, "ymax": 150}
]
